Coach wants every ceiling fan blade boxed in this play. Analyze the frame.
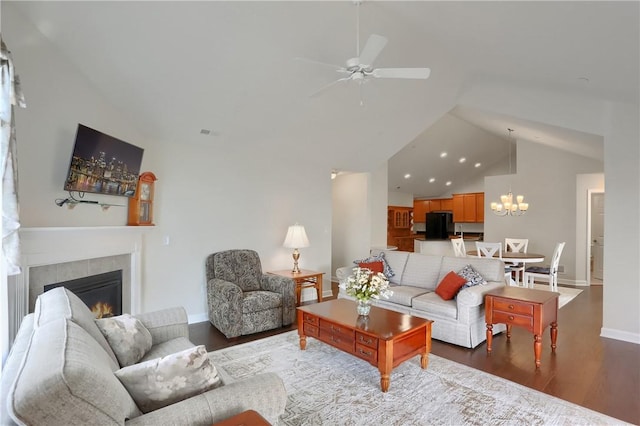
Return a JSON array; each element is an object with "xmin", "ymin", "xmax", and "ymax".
[
  {"xmin": 371, "ymin": 68, "xmax": 431, "ymax": 79},
  {"xmin": 294, "ymin": 57, "xmax": 347, "ymax": 72},
  {"xmin": 358, "ymin": 34, "xmax": 388, "ymax": 68},
  {"xmin": 309, "ymin": 77, "xmax": 351, "ymax": 98}
]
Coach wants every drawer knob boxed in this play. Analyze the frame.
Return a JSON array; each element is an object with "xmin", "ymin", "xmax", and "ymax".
[
  {"xmin": 359, "ymin": 336, "xmax": 372, "ymax": 344},
  {"xmin": 359, "ymin": 349, "xmax": 372, "ymax": 356},
  {"xmin": 508, "ymin": 315, "xmax": 514, "ymax": 320},
  {"xmin": 508, "ymin": 304, "xmax": 515, "ymax": 310}
]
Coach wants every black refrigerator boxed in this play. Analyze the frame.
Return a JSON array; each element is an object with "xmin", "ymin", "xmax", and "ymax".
[{"xmin": 425, "ymin": 212, "xmax": 453, "ymax": 239}]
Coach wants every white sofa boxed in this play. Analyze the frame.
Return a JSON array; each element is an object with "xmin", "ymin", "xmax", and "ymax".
[
  {"xmin": 336, "ymin": 250, "xmax": 507, "ymax": 348},
  {"xmin": 1, "ymin": 287, "xmax": 287, "ymax": 425}
]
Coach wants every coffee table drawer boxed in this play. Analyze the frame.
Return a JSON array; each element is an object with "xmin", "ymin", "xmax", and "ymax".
[
  {"xmin": 355, "ymin": 343, "xmax": 377, "ymax": 363},
  {"xmin": 319, "ymin": 329, "xmax": 354, "ymax": 352},
  {"xmin": 493, "ymin": 299, "xmax": 534, "ymax": 316},
  {"xmin": 302, "ymin": 312, "xmax": 319, "ymax": 326},
  {"xmin": 493, "ymin": 311, "xmax": 533, "ymax": 329},
  {"xmin": 355, "ymin": 332, "xmax": 378, "ymax": 349},
  {"xmin": 319, "ymin": 319, "xmax": 354, "ymax": 340},
  {"xmin": 304, "ymin": 323, "xmax": 319, "ymax": 337}
]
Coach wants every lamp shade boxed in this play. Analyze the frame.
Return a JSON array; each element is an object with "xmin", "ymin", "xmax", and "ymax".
[{"xmin": 283, "ymin": 224, "xmax": 310, "ymax": 248}]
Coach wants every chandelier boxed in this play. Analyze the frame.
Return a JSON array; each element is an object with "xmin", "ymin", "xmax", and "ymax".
[{"xmin": 490, "ymin": 129, "xmax": 529, "ymax": 216}]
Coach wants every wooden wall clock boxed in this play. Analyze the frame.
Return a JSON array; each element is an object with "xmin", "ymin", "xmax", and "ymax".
[{"xmin": 128, "ymin": 172, "xmax": 157, "ymax": 226}]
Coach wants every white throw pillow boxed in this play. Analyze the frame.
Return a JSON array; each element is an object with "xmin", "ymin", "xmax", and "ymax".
[
  {"xmin": 95, "ymin": 314, "xmax": 153, "ymax": 367},
  {"xmin": 114, "ymin": 345, "xmax": 221, "ymax": 413}
]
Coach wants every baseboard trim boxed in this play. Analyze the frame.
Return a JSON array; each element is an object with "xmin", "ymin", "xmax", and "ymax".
[
  {"xmin": 188, "ymin": 312, "xmax": 208, "ymax": 324},
  {"xmin": 600, "ymin": 327, "xmax": 640, "ymax": 344}
]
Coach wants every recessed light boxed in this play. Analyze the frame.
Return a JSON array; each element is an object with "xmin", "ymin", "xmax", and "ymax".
[
  {"xmin": 429, "ymin": 178, "xmax": 435, "ymax": 183},
  {"xmin": 440, "ymin": 152, "xmax": 447, "ymax": 158},
  {"xmin": 475, "ymin": 162, "xmax": 481, "ymax": 168},
  {"xmin": 459, "ymin": 157, "xmax": 466, "ymax": 163},
  {"xmin": 445, "ymin": 181, "xmax": 452, "ymax": 186},
  {"xmin": 404, "ymin": 174, "xmax": 411, "ymax": 179}
]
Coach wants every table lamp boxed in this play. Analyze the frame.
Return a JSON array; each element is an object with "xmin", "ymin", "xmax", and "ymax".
[{"xmin": 283, "ymin": 224, "xmax": 310, "ymax": 273}]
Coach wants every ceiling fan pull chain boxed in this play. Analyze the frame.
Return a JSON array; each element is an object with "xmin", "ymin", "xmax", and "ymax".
[{"xmin": 355, "ymin": 1, "xmax": 361, "ymax": 57}]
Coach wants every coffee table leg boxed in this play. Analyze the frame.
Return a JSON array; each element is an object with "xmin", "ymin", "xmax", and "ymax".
[
  {"xmin": 534, "ymin": 334, "xmax": 542, "ymax": 368},
  {"xmin": 486, "ymin": 324, "xmax": 493, "ymax": 353},
  {"xmin": 420, "ymin": 353, "xmax": 428, "ymax": 369},
  {"xmin": 550, "ymin": 321, "xmax": 558, "ymax": 352},
  {"xmin": 299, "ymin": 334, "xmax": 307, "ymax": 350}
]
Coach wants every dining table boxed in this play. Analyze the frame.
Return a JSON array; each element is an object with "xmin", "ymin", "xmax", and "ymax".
[{"xmin": 467, "ymin": 251, "xmax": 545, "ymax": 286}]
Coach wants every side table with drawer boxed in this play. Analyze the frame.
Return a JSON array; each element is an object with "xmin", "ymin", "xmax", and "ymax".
[{"xmin": 485, "ymin": 286, "xmax": 560, "ymax": 368}]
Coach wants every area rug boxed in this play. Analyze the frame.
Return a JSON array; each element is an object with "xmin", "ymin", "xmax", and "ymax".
[
  {"xmin": 531, "ymin": 284, "xmax": 583, "ymax": 308},
  {"xmin": 210, "ymin": 331, "xmax": 627, "ymax": 425}
]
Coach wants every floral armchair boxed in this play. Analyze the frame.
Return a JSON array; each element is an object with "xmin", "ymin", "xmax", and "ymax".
[{"xmin": 205, "ymin": 249, "xmax": 295, "ymax": 338}]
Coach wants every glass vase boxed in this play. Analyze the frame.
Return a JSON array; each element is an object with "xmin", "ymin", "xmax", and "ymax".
[{"xmin": 357, "ymin": 299, "xmax": 371, "ymax": 316}]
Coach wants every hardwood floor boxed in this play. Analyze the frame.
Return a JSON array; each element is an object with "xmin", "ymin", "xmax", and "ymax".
[{"xmin": 189, "ymin": 283, "xmax": 640, "ymax": 425}]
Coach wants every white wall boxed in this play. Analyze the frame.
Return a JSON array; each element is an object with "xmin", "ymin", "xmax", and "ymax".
[
  {"xmin": 3, "ymin": 5, "xmax": 332, "ymax": 323},
  {"xmin": 388, "ymin": 191, "xmax": 413, "ymax": 207},
  {"xmin": 370, "ymin": 163, "xmax": 389, "ymax": 249},
  {"xmin": 601, "ymin": 102, "xmax": 639, "ymax": 343},
  {"xmin": 331, "ymin": 173, "xmax": 372, "ymax": 280}
]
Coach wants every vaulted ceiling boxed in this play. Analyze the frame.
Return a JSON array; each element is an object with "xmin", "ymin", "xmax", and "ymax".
[{"xmin": 7, "ymin": 1, "xmax": 638, "ymax": 197}]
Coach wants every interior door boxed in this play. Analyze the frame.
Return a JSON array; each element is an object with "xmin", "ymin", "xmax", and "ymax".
[{"xmin": 591, "ymin": 193, "xmax": 605, "ymax": 281}]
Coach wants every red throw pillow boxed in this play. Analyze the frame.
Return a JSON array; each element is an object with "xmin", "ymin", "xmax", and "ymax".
[
  {"xmin": 435, "ymin": 271, "xmax": 468, "ymax": 300},
  {"xmin": 358, "ymin": 261, "xmax": 384, "ymax": 274}
]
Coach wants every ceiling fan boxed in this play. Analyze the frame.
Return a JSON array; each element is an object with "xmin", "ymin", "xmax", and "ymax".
[{"xmin": 297, "ymin": 2, "xmax": 431, "ymax": 101}]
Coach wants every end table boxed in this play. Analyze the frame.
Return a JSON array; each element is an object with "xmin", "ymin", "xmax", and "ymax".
[
  {"xmin": 485, "ymin": 286, "xmax": 559, "ymax": 368},
  {"xmin": 268, "ymin": 269, "xmax": 323, "ymax": 306}
]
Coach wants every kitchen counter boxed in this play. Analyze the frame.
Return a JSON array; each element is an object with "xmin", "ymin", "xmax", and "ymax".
[
  {"xmin": 448, "ymin": 234, "xmax": 483, "ymax": 241},
  {"xmin": 414, "ymin": 237, "xmax": 482, "ymax": 256}
]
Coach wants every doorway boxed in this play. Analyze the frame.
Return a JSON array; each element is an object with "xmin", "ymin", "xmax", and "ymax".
[{"xmin": 589, "ymin": 191, "xmax": 605, "ymax": 285}]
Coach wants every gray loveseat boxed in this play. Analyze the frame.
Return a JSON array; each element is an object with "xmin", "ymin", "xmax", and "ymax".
[
  {"xmin": 1, "ymin": 287, "xmax": 287, "ymax": 425},
  {"xmin": 336, "ymin": 250, "xmax": 507, "ymax": 348}
]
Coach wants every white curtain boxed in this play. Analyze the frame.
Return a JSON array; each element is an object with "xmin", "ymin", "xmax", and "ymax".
[{"xmin": 1, "ymin": 39, "xmax": 26, "ymax": 276}]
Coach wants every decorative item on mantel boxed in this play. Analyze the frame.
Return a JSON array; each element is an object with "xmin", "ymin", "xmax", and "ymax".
[
  {"xmin": 340, "ymin": 267, "xmax": 392, "ymax": 316},
  {"xmin": 127, "ymin": 172, "xmax": 157, "ymax": 226},
  {"xmin": 490, "ymin": 128, "xmax": 529, "ymax": 217},
  {"xmin": 283, "ymin": 223, "xmax": 310, "ymax": 273}
]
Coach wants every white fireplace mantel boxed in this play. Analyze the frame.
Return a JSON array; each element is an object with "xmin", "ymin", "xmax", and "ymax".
[{"xmin": 8, "ymin": 226, "xmax": 149, "ymax": 344}]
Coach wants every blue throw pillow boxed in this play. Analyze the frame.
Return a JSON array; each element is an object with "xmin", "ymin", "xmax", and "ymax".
[
  {"xmin": 457, "ymin": 264, "xmax": 487, "ymax": 290},
  {"xmin": 354, "ymin": 252, "xmax": 394, "ymax": 278}
]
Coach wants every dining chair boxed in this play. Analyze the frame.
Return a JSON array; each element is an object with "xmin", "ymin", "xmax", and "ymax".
[
  {"xmin": 451, "ymin": 237, "xmax": 466, "ymax": 257},
  {"xmin": 523, "ymin": 242, "xmax": 566, "ymax": 291},
  {"xmin": 476, "ymin": 242, "xmax": 513, "ymax": 285},
  {"xmin": 475, "ymin": 242, "xmax": 502, "ymax": 259},
  {"xmin": 504, "ymin": 238, "xmax": 529, "ymax": 286}
]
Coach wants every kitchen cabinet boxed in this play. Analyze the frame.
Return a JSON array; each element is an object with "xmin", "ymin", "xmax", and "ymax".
[
  {"xmin": 452, "ymin": 192, "xmax": 485, "ymax": 223},
  {"xmin": 413, "ymin": 200, "xmax": 429, "ymax": 223},
  {"xmin": 413, "ymin": 198, "xmax": 453, "ymax": 223},
  {"xmin": 475, "ymin": 193, "xmax": 484, "ymax": 223},
  {"xmin": 388, "ymin": 206, "xmax": 415, "ymax": 251},
  {"xmin": 390, "ymin": 207, "xmax": 412, "ymax": 229}
]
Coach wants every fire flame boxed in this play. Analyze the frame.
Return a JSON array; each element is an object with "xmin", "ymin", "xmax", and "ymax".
[{"xmin": 91, "ymin": 302, "xmax": 114, "ymax": 319}]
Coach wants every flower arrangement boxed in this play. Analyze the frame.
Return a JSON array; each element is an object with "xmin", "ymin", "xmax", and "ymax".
[{"xmin": 340, "ymin": 267, "xmax": 393, "ymax": 302}]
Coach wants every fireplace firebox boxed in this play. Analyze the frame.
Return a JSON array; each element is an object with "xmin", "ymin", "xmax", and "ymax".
[{"xmin": 44, "ymin": 270, "xmax": 123, "ymax": 318}]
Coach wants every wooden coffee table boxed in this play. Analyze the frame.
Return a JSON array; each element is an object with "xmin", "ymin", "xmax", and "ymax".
[{"xmin": 297, "ymin": 299, "xmax": 433, "ymax": 392}]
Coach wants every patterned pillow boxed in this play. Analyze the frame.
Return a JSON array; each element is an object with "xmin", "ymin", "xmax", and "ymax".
[
  {"xmin": 114, "ymin": 345, "xmax": 221, "ymax": 413},
  {"xmin": 457, "ymin": 264, "xmax": 487, "ymax": 290},
  {"xmin": 354, "ymin": 252, "xmax": 394, "ymax": 278},
  {"xmin": 95, "ymin": 314, "xmax": 152, "ymax": 367}
]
